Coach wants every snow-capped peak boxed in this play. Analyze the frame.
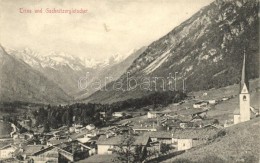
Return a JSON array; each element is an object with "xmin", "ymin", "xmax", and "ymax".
[{"xmin": 7, "ymin": 47, "xmax": 130, "ymax": 71}]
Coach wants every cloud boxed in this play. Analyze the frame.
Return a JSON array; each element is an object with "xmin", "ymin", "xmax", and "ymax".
[{"xmin": 0, "ymin": 0, "xmax": 213, "ymax": 60}]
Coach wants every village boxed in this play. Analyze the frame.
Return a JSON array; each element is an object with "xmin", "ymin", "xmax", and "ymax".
[{"xmin": 0, "ymin": 55, "xmax": 259, "ymax": 162}]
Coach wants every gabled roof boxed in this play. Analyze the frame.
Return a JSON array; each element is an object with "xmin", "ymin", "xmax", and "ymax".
[
  {"xmin": 143, "ymin": 129, "xmax": 221, "ymax": 140},
  {"xmin": 22, "ymin": 145, "xmax": 46, "ymax": 155},
  {"xmin": 144, "ymin": 131, "xmax": 173, "ymax": 139},
  {"xmin": 32, "ymin": 146, "xmax": 57, "ymax": 156},
  {"xmin": 96, "ymin": 134, "xmax": 150, "ymax": 146},
  {"xmin": 47, "ymin": 139, "xmax": 68, "ymax": 145},
  {"xmin": 0, "ymin": 144, "xmax": 14, "ymax": 150}
]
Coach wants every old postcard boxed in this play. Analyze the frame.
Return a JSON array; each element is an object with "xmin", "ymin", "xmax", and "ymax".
[{"xmin": 0, "ymin": 0, "xmax": 259, "ymax": 162}]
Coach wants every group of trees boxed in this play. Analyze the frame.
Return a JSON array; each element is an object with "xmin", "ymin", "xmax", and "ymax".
[
  {"xmin": 31, "ymin": 104, "xmax": 104, "ymax": 130},
  {"xmin": 30, "ymin": 90, "xmax": 186, "ymax": 131},
  {"xmin": 111, "ymin": 90, "xmax": 186, "ymax": 109}
]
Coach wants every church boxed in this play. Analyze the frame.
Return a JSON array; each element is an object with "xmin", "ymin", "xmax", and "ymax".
[{"xmin": 234, "ymin": 53, "xmax": 251, "ymax": 124}]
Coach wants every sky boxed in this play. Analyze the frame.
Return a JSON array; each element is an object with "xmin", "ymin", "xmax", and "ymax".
[{"xmin": 0, "ymin": 0, "xmax": 213, "ymax": 61}]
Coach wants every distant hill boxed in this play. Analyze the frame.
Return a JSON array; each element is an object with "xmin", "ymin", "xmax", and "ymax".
[
  {"xmin": 0, "ymin": 45, "xmax": 71, "ymax": 104},
  {"xmin": 86, "ymin": 0, "xmax": 259, "ymax": 104},
  {"xmin": 76, "ymin": 47, "xmax": 147, "ymax": 100}
]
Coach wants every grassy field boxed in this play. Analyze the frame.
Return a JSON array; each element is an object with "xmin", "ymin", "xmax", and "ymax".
[{"xmin": 162, "ymin": 117, "xmax": 260, "ymax": 163}]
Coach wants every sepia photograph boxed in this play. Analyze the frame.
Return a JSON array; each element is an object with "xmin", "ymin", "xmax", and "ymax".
[{"xmin": 0, "ymin": 0, "xmax": 259, "ymax": 162}]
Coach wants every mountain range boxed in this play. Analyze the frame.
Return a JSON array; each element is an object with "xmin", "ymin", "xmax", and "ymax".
[
  {"xmin": 0, "ymin": 45, "xmax": 71, "ymax": 104},
  {"xmin": 0, "ymin": 0, "xmax": 259, "ymax": 104},
  {"xmin": 0, "ymin": 44, "xmax": 146, "ymax": 103},
  {"xmin": 85, "ymin": 0, "xmax": 259, "ymax": 103}
]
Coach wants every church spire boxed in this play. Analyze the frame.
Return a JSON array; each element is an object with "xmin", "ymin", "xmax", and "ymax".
[{"xmin": 240, "ymin": 49, "xmax": 249, "ymax": 93}]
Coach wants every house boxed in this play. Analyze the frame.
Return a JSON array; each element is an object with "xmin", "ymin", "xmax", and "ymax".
[
  {"xmin": 146, "ymin": 131, "xmax": 198, "ymax": 150},
  {"xmin": 147, "ymin": 112, "xmax": 157, "ymax": 119},
  {"xmin": 132, "ymin": 124, "xmax": 157, "ymax": 133},
  {"xmin": 24, "ymin": 132, "xmax": 34, "ymax": 139},
  {"xmin": 112, "ymin": 112, "xmax": 124, "ymax": 118},
  {"xmin": 30, "ymin": 146, "xmax": 60, "ymax": 162},
  {"xmin": 208, "ymin": 100, "xmax": 216, "ymax": 104},
  {"xmin": 47, "ymin": 138, "xmax": 69, "ymax": 146},
  {"xmin": 145, "ymin": 132, "xmax": 173, "ymax": 144},
  {"xmin": 173, "ymin": 101, "xmax": 184, "ymax": 106},
  {"xmin": 12, "ymin": 133, "xmax": 20, "ymax": 140},
  {"xmin": 31, "ymin": 141, "xmax": 92, "ymax": 162},
  {"xmin": 222, "ymin": 97, "xmax": 229, "ymax": 101},
  {"xmin": 52, "ymin": 131, "xmax": 63, "ymax": 138},
  {"xmin": 12, "ymin": 132, "xmax": 33, "ymax": 141},
  {"xmin": 179, "ymin": 122, "xmax": 189, "ymax": 129},
  {"xmin": 177, "ymin": 139, "xmax": 193, "ymax": 151},
  {"xmin": 171, "ymin": 128, "xmax": 221, "ymax": 151},
  {"xmin": 96, "ymin": 134, "xmax": 150, "ymax": 155},
  {"xmin": 99, "ymin": 112, "xmax": 106, "ymax": 118},
  {"xmin": 75, "ymin": 127, "xmax": 84, "ymax": 133},
  {"xmin": 77, "ymin": 137, "xmax": 91, "ymax": 143},
  {"xmin": 57, "ymin": 140, "xmax": 93, "ymax": 161},
  {"xmin": 73, "ymin": 124, "xmax": 83, "ymax": 128},
  {"xmin": 78, "ymin": 142, "xmax": 96, "ymax": 156},
  {"xmin": 190, "ymin": 110, "xmax": 208, "ymax": 122},
  {"xmin": 133, "ymin": 127, "xmax": 157, "ymax": 133},
  {"xmin": 69, "ymin": 127, "xmax": 75, "ymax": 133},
  {"xmin": 0, "ymin": 144, "xmax": 18, "ymax": 159},
  {"xmin": 193, "ymin": 101, "xmax": 209, "ymax": 108},
  {"xmin": 86, "ymin": 124, "xmax": 95, "ymax": 131},
  {"xmin": 20, "ymin": 145, "xmax": 46, "ymax": 160},
  {"xmin": 145, "ymin": 128, "xmax": 221, "ymax": 151},
  {"xmin": 85, "ymin": 132, "xmax": 97, "ymax": 138}
]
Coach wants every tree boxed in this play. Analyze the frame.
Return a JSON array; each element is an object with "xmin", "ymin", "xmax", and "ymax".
[
  {"xmin": 113, "ymin": 133, "xmax": 136, "ymax": 163},
  {"xmin": 160, "ymin": 143, "xmax": 172, "ymax": 154},
  {"xmin": 113, "ymin": 133, "xmax": 147, "ymax": 163},
  {"xmin": 134, "ymin": 144, "xmax": 147, "ymax": 162},
  {"xmin": 213, "ymin": 119, "xmax": 219, "ymax": 125},
  {"xmin": 43, "ymin": 122, "xmax": 50, "ymax": 133}
]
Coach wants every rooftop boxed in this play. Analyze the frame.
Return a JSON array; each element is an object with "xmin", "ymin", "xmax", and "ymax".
[
  {"xmin": 47, "ymin": 138, "xmax": 69, "ymax": 145},
  {"xmin": 96, "ymin": 134, "xmax": 150, "ymax": 146},
  {"xmin": 22, "ymin": 145, "xmax": 46, "ymax": 155},
  {"xmin": 143, "ymin": 128, "xmax": 221, "ymax": 140}
]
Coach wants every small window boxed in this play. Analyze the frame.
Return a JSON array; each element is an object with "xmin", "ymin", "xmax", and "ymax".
[
  {"xmin": 243, "ymin": 95, "xmax": 246, "ymax": 101},
  {"xmin": 183, "ymin": 143, "xmax": 185, "ymax": 147}
]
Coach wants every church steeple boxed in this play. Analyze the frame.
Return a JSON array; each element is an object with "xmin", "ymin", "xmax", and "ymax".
[
  {"xmin": 240, "ymin": 50, "xmax": 249, "ymax": 94},
  {"xmin": 234, "ymin": 49, "xmax": 251, "ymax": 124}
]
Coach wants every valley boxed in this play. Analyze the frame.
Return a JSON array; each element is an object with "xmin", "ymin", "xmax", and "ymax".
[{"xmin": 0, "ymin": 0, "xmax": 259, "ymax": 162}]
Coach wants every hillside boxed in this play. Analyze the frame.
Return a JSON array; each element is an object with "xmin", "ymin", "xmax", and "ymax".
[
  {"xmin": 160, "ymin": 78, "xmax": 260, "ymax": 124},
  {"xmin": 0, "ymin": 45, "xmax": 71, "ymax": 104},
  {"xmin": 86, "ymin": 0, "xmax": 259, "ymax": 104},
  {"xmin": 76, "ymin": 47, "xmax": 147, "ymax": 100},
  {"xmin": 162, "ymin": 117, "xmax": 260, "ymax": 163}
]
